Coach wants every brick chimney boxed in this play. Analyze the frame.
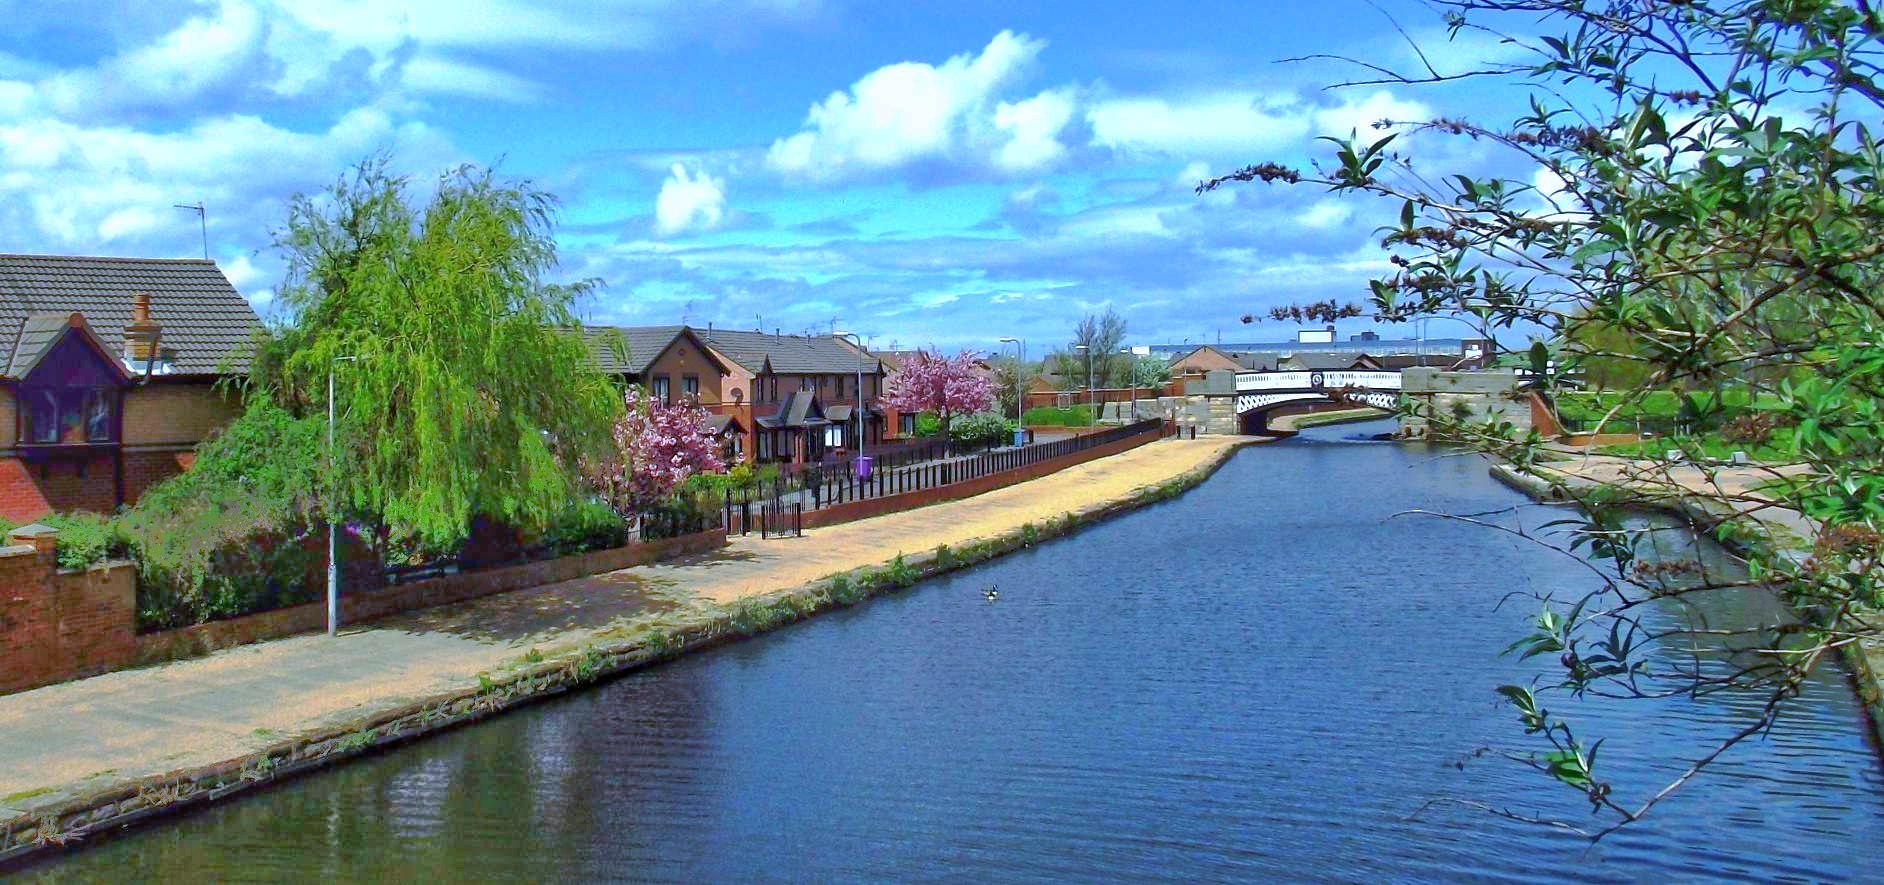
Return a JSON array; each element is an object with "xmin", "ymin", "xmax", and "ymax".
[{"xmin": 124, "ymin": 292, "xmax": 162, "ymax": 362}]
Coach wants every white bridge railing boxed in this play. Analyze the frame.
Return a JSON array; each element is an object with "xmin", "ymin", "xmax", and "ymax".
[{"xmin": 1235, "ymin": 370, "xmax": 1404, "ymax": 392}]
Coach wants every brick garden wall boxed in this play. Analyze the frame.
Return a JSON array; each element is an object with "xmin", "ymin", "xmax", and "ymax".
[
  {"xmin": 0, "ymin": 536, "xmax": 137, "ymax": 696},
  {"xmin": 0, "ymin": 526, "xmax": 726, "ymax": 696}
]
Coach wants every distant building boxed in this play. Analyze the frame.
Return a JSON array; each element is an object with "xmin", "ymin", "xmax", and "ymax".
[
  {"xmin": 1296, "ymin": 324, "xmax": 1337, "ymax": 344},
  {"xmin": 1349, "ymin": 330, "xmax": 1380, "ymax": 342}
]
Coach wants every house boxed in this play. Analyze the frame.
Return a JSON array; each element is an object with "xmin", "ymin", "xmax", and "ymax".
[
  {"xmin": 585, "ymin": 325, "xmax": 747, "ymax": 461},
  {"xmin": 1168, "ymin": 345, "xmax": 1241, "ymax": 376},
  {"xmin": 0, "ymin": 254, "xmax": 258, "ymax": 522},
  {"xmin": 691, "ymin": 328, "xmax": 888, "ymax": 465}
]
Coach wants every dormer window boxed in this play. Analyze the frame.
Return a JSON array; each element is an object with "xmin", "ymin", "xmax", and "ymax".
[{"xmin": 8, "ymin": 313, "xmax": 130, "ymax": 447}]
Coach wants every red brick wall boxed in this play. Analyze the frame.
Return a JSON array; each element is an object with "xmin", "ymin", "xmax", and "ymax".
[
  {"xmin": 0, "ymin": 544, "xmax": 137, "ymax": 696},
  {"xmin": 0, "ymin": 454, "xmax": 117, "ymax": 523},
  {"xmin": 122, "ymin": 449, "xmax": 193, "ymax": 505}
]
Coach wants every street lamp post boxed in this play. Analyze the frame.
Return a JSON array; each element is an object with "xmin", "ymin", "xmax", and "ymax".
[
  {"xmin": 327, "ymin": 355, "xmax": 357, "ymax": 638},
  {"xmin": 1121, "ymin": 347, "xmax": 1137, "ymax": 425},
  {"xmin": 1000, "ymin": 337, "xmax": 1025, "ymax": 447},
  {"xmin": 1073, "ymin": 344, "xmax": 1093, "ymax": 426}
]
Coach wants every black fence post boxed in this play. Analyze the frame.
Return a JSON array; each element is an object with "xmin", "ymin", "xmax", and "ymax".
[{"xmin": 794, "ymin": 502, "xmax": 803, "ymax": 537}]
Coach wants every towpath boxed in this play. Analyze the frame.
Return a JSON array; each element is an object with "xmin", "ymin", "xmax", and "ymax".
[{"xmin": 0, "ymin": 437, "xmax": 1249, "ymax": 811}]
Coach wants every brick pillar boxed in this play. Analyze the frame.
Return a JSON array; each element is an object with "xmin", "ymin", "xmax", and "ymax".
[{"xmin": 0, "ymin": 524, "xmax": 60, "ymax": 694}]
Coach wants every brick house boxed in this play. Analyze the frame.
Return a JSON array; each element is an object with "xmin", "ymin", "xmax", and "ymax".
[
  {"xmin": 0, "ymin": 255, "xmax": 256, "ymax": 522},
  {"xmin": 585, "ymin": 325, "xmax": 747, "ymax": 460},
  {"xmin": 692, "ymin": 328, "xmax": 888, "ymax": 465}
]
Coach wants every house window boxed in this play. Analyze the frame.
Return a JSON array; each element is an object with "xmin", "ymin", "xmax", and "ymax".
[
  {"xmin": 22, "ymin": 387, "xmax": 115, "ymax": 444},
  {"xmin": 899, "ymin": 413, "xmax": 916, "ymax": 436},
  {"xmin": 824, "ymin": 424, "xmax": 844, "ymax": 448},
  {"xmin": 652, "ymin": 375, "xmax": 671, "ymax": 405},
  {"xmin": 836, "ymin": 375, "xmax": 846, "ymax": 399},
  {"xmin": 682, "ymin": 374, "xmax": 699, "ymax": 400},
  {"xmin": 768, "ymin": 376, "xmax": 779, "ymax": 402}
]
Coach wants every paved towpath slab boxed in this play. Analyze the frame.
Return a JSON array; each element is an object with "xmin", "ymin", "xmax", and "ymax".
[{"xmin": 0, "ymin": 437, "xmax": 1249, "ymax": 808}]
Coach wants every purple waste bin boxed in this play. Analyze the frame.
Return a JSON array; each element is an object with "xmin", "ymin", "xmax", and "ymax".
[{"xmin": 854, "ymin": 455, "xmax": 873, "ymax": 480}]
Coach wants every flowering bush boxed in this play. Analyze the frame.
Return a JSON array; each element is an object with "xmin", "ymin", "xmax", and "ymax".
[
  {"xmin": 584, "ymin": 387, "xmax": 726, "ymax": 519},
  {"xmin": 883, "ymin": 349, "xmax": 995, "ymax": 447}
]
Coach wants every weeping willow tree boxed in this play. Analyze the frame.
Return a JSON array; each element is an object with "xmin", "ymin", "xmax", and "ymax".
[
  {"xmin": 1205, "ymin": 1, "xmax": 1884, "ymax": 839},
  {"xmin": 252, "ymin": 157, "xmax": 620, "ymax": 547}
]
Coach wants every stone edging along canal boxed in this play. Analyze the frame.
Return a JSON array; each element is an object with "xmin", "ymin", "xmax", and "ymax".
[
  {"xmin": 1489, "ymin": 461, "xmax": 1884, "ymax": 753},
  {"xmin": 0, "ymin": 439, "xmax": 1265, "ymax": 871}
]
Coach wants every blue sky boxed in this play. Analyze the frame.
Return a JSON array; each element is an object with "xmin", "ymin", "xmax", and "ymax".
[{"xmin": 0, "ymin": 0, "xmax": 1534, "ymax": 350}]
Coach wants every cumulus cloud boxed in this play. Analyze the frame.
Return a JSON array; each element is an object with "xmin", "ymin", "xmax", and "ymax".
[
  {"xmin": 655, "ymin": 164, "xmax": 727, "ymax": 236},
  {"xmin": 0, "ymin": 107, "xmax": 458, "ymax": 278},
  {"xmin": 1088, "ymin": 93, "xmax": 1311, "ymax": 157},
  {"xmin": 766, "ymin": 30, "xmax": 1076, "ymax": 182}
]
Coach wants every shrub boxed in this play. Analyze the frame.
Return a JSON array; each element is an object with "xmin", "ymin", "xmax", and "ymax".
[
  {"xmin": 543, "ymin": 497, "xmax": 629, "ymax": 555},
  {"xmin": 914, "ymin": 413, "xmax": 943, "ymax": 437},
  {"xmin": 116, "ymin": 400, "xmax": 330, "ymax": 631},
  {"xmin": 949, "ymin": 412, "xmax": 1017, "ymax": 450},
  {"xmin": 39, "ymin": 512, "xmax": 126, "ymax": 571}
]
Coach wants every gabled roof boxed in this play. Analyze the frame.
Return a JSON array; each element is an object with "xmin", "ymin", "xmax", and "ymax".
[
  {"xmin": 695, "ymin": 328, "xmax": 881, "ymax": 375},
  {"xmin": 7, "ymin": 313, "xmax": 134, "ymax": 382},
  {"xmin": 584, "ymin": 325, "xmax": 732, "ymax": 377},
  {"xmin": 705, "ymin": 413, "xmax": 745, "ymax": 436},
  {"xmin": 757, "ymin": 389, "xmax": 829, "ymax": 428},
  {"xmin": 0, "ymin": 254, "xmax": 259, "ymax": 377}
]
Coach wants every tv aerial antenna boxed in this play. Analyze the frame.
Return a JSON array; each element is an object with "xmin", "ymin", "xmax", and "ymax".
[{"xmin": 173, "ymin": 202, "xmax": 207, "ymax": 259}]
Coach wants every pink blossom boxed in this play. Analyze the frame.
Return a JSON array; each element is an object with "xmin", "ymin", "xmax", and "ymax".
[
  {"xmin": 582, "ymin": 387, "xmax": 726, "ymax": 516},
  {"xmin": 882, "ymin": 348, "xmax": 995, "ymax": 442}
]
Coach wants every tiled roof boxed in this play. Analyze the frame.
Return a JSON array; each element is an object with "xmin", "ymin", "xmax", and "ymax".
[
  {"xmin": 0, "ymin": 254, "xmax": 259, "ymax": 377},
  {"xmin": 582, "ymin": 325, "xmax": 687, "ymax": 375},
  {"xmin": 696, "ymin": 328, "xmax": 879, "ymax": 375}
]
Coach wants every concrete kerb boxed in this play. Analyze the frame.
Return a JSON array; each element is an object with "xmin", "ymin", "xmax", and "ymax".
[
  {"xmin": 0, "ymin": 438, "xmax": 1263, "ymax": 872},
  {"xmin": 1487, "ymin": 460, "xmax": 1884, "ymax": 755}
]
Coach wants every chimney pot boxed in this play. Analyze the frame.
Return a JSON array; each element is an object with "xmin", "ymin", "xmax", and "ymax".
[{"xmin": 125, "ymin": 292, "xmax": 162, "ymax": 362}]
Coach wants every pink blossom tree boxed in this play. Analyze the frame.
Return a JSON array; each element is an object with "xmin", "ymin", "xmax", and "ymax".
[
  {"xmin": 584, "ymin": 387, "xmax": 726, "ymax": 519},
  {"xmin": 882, "ymin": 348, "xmax": 996, "ymax": 451}
]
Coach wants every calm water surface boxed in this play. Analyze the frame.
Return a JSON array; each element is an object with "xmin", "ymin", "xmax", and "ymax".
[{"xmin": 29, "ymin": 422, "xmax": 1884, "ymax": 881}]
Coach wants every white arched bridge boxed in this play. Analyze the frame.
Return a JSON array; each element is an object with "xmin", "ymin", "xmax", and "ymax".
[{"xmin": 1234, "ymin": 370, "xmax": 1402, "ymax": 434}]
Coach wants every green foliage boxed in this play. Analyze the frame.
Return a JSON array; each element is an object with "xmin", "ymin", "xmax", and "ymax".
[
  {"xmin": 914, "ymin": 413, "xmax": 943, "ymax": 437},
  {"xmin": 541, "ymin": 497, "xmax": 629, "ymax": 555},
  {"xmin": 1021, "ymin": 405, "xmax": 1094, "ymax": 426},
  {"xmin": 116, "ymin": 400, "xmax": 330, "ymax": 631},
  {"xmin": 254, "ymin": 156, "xmax": 620, "ymax": 548},
  {"xmin": 38, "ymin": 513, "xmax": 124, "ymax": 571},
  {"xmin": 949, "ymin": 411, "xmax": 1017, "ymax": 450}
]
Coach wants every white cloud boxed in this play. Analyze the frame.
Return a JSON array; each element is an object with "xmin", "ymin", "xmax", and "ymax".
[
  {"xmin": 1088, "ymin": 92, "xmax": 1311, "ymax": 157},
  {"xmin": 655, "ymin": 163, "xmax": 727, "ymax": 236},
  {"xmin": 38, "ymin": 0, "xmax": 270, "ymax": 119},
  {"xmin": 993, "ymin": 87, "xmax": 1075, "ymax": 173},
  {"xmin": 0, "ymin": 107, "xmax": 458, "ymax": 262},
  {"xmin": 401, "ymin": 54, "xmax": 544, "ymax": 102},
  {"xmin": 766, "ymin": 30, "xmax": 1070, "ymax": 182},
  {"xmin": 1312, "ymin": 90, "xmax": 1431, "ymax": 137},
  {"xmin": 1296, "ymin": 201, "xmax": 1353, "ymax": 230}
]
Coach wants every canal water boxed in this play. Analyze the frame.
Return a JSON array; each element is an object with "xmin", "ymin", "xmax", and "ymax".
[{"xmin": 28, "ymin": 421, "xmax": 1884, "ymax": 881}]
